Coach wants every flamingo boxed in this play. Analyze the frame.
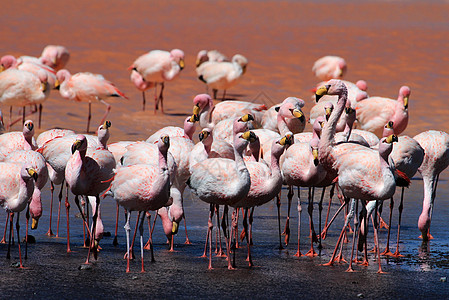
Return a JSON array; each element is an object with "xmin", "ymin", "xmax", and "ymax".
[
  {"xmin": 355, "ymin": 86, "xmax": 410, "ymax": 137},
  {"xmin": 196, "ymin": 54, "xmax": 248, "ymax": 101},
  {"xmin": 55, "ymin": 69, "xmax": 128, "ymax": 133},
  {"xmin": 261, "ymin": 97, "xmax": 306, "ymax": 135},
  {"xmin": 129, "ymin": 49, "xmax": 185, "ymax": 112},
  {"xmin": 413, "ymin": 130, "xmax": 449, "ymax": 241},
  {"xmin": 316, "ymin": 79, "xmax": 399, "ymax": 273},
  {"xmin": 0, "ymin": 120, "xmax": 37, "ymax": 160},
  {"xmin": 231, "ymin": 133, "xmax": 292, "ymax": 266},
  {"xmin": 20, "ymin": 45, "xmax": 70, "ymax": 71},
  {"xmin": 312, "ymin": 55, "xmax": 347, "ymax": 81},
  {"xmin": 4, "ymin": 150, "xmax": 49, "ymax": 230},
  {"xmin": 36, "ymin": 128, "xmax": 75, "ymax": 148},
  {"xmin": 38, "ymin": 122, "xmax": 112, "ymax": 243},
  {"xmin": 0, "ymin": 162, "xmax": 37, "ymax": 269},
  {"xmin": 196, "ymin": 50, "xmax": 228, "ymax": 70},
  {"xmin": 106, "ymin": 135, "xmax": 171, "ymax": 272},
  {"xmin": 146, "ymin": 115, "xmax": 197, "ymax": 143},
  {"xmin": 192, "ymin": 93, "xmax": 267, "ymax": 129},
  {"xmin": 187, "ymin": 130, "xmax": 254, "ymax": 269},
  {"xmin": 0, "ymin": 63, "xmax": 50, "ymax": 128},
  {"xmin": 65, "ymin": 134, "xmax": 115, "ymax": 262},
  {"xmin": 281, "ymin": 128, "xmax": 328, "ymax": 257}
]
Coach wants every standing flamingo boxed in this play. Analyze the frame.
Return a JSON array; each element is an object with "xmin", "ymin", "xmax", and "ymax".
[
  {"xmin": 316, "ymin": 80, "xmax": 399, "ymax": 273},
  {"xmin": 413, "ymin": 130, "xmax": 449, "ymax": 241},
  {"xmin": 196, "ymin": 54, "xmax": 248, "ymax": 101},
  {"xmin": 187, "ymin": 131, "xmax": 254, "ymax": 269},
  {"xmin": 196, "ymin": 50, "xmax": 228, "ymax": 70},
  {"xmin": 0, "ymin": 120, "xmax": 37, "ymax": 160},
  {"xmin": 55, "ymin": 69, "xmax": 128, "ymax": 133},
  {"xmin": 0, "ymin": 163, "xmax": 37, "ymax": 268},
  {"xmin": 129, "ymin": 49, "xmax": 185, "ymax": 112},
  {"xmin": 106, "ymin": 135, "xmax": 171, "ymax": 272}
]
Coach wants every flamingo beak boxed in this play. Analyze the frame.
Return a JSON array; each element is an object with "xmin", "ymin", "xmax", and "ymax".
[
  {"xmin": 0, "ymin": 65, "xmax": 4, "ymax": 72},
  {"xmin": 71, "ymin": 139, "xmax": 82, "ymax": 154},
  {"xmin": 27, "ymin": 168, "xmax": 38, "ymax": 181},
  {"xmin": 192, "ymin": 104, "xmax": 201, "ymax": 116},
  {"xmin": 26, "ymin": 121, "xmax": 34, "ymax": 131},
  {"xmin": 172, "ymin": 221, "xmax": 179, "ymax": 234},
  {"xmin": 403, "ymin": 96, "xmax": 409, "ymax": 109},
  {"xmin": 325, "ymin": 108, "xmax": 332, "ymax": 120},
  {"xmin": 199, "ymin": 130, "xmax": 208, "ymax": 141},
  {"xmin": 195, "ymin": 58, "xmax": 201, "ymax": 67},
  {"xmin": 385, "ymin": 134, "xmax": 398, "ymax": 143},
  {"xmin": 312, "ymin": 149, "xmax": 319, "ymax": 166},
  {"xmin": 239, "ymin": 114, "xmax": 254, "ymax": 122},
  {"xmin": 179, "ymin": 59, "xmax": 185, "ymax": 70},
  {"xmin": 189, "ymin": 114, "xmax": 198, "ymax": 123},
  {"xmin": 315, "ymin": 85, "xmax": 329, "ymax": 102},
  {"xmin": 54, "ymin": 79, "xmax": 60, "ymax": 90},
  {"xmin": 290, "ymin": 108, "xmax": 304, "ymax": 122},
  {"xmin": 31, "ymin": 217, "xmax": 39, "ymax": 230},
  {"xmin": 103, "ymin": 120, "xmax": 112, "ymax": 129}
]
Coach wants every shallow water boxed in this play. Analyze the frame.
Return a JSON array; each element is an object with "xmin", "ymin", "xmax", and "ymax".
[{"xmin": 2, "ymin": 0, "xmax": 449, "ymax": 298}]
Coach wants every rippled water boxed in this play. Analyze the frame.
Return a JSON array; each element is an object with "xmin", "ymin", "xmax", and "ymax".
[{"xmin": 2, "ymin": 0, "xmax": 449, "ymax": 298}]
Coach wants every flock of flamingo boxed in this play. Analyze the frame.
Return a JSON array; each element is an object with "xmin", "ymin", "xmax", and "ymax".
[{"xmin": 0, "ymin": 45, "xmax": 448, "ymax": 274}]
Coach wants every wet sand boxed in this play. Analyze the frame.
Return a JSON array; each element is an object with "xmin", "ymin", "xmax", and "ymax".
[{"xmin": 2, "ymin": 0, "xmax": 449, "ymax": 298}]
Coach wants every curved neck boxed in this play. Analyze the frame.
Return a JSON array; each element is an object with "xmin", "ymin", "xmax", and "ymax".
[{"xmin": 199, "ymin": 102, "xmax": 214, "ymax": 129}]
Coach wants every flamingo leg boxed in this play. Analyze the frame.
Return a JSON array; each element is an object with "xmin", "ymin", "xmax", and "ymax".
[
  {"xmin": 38, "ymin": 104, "xmax": 43, "ymax": 129},
  {"xmin": 124, "ymin": 211, "xmax": 131, "ymax": 273},
  {"xmin": 113, "ymin": 203, "xmax": 119, "ymax": 246},
  {"xmin": 321, "ymin": 200, "xmax": 348, "ymax": 240},
  {"xmin": 282, "ymin": 186, "xmax": 293, "ymax": 246},
  {"xmin": 216, "ymin": 205, "xmax": 225, "ymax": 256},
  {"xmin": 323, "ymin": 183, "xmax": 335, "ymax": 230},
  {"xmin": 86, "ymin": 102, "xmax": 92, "ymax": 133},
  {"xmin": 124, "ymin": 214, "xmax": 139, "ymax": 260},
  {"xmin": 229, "ymin": 208, "xmax": 237, "ymax": 270},
  {"xmin": 392, "ymin": 188, "xmax": 405, "ymax": 257},
  {"xmin": 65, "ymin": 186, "xmax": 71, "ymax": 253},
  {"xmin": 15, "ymin": 212, "xmax": 25, "ymax": 269},
  {"xmin": 276, "ymin": 193, "xmax": 283, "ymax": 250},
  {"xmin": 212, "ymin": 89, "xmax": 218, "ymax": 100},
  {"xmin": 221, "ymin": 90, "xmax": 226, "ymax": 101},
  {"xmin": 183, "ymin": 199, "xmax": 191, "ymax": 245},
  {"xmin": 98, "ymin": 99, "xmax": 111, "ymax": 129},
  {"xmin": 243, "ymin": 208, "xmax": 253, "ymax": 267},
  {"xmin": 25, "ymin": 206, "xmax": 29, "ymax": 259},
  {"xmin": 1, "ymin": 212, "xmax": 9, "ymax": 244},
  {"xmin": 294, "ymin": 188, "xmax": 303, "ymax": 257},
  {"xmin": 46, "ymin": 182, "xmax": 55, "ymax": 236},
  {"xmin": 346, "ymin": 199, "xmax": 359, "ymax": 272},
  {"xmin": 138, "ymin": 211, "xmax": 146, "ymax": 272},
  {"xmin": 372, "ymin": 200, "xmax": 385, "ymax": 273},
  {"xmin": 381, "ymin": 197, "xmax": 394, "ymax": 256},
  {"xmin": 318, "ymin": 186, "xmax": 326, "ymax": 254},
  {"xmin": 142, "ymin": 91, "xmax": 146, "ymax": 111},
  {"xmin": 207, "ymin": 204, "xmax": 214, "ymax": 269},
  {"xmin": 153, "ymin": 84, "xmax": 158, "ymax": 114},
  {"xmin": 56, "ymin": 180, "xmax": 65, "ymax": 237},
  {"xmin": 235, "ymin": 208, "xmax": 240, "ymax": 249},
  {"xmin": 306, "ymin": 187, "xmax": 318, "ymax": 257},
  {"xmin": 249, "ymin": 207, "xmax": 254, "ymax": 246},
  {"xmin": 159, "ymin": 82, "xmax": 165, "ymax": 114},
  {"xmin": 149, "ymin": 211, "xmax": 156, "ymax": 262},
  {"xmin": 7, "ymin": 213, "xmax": 13, "ymax": 259},
  {"xmin": 74, "ymin": 196, "xmax": 92, "ymax": 242}
]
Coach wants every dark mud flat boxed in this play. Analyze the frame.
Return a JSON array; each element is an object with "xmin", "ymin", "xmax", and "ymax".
[{"xmin": 0, "ymin": 181, "xmax": 449, "ymax": 299}]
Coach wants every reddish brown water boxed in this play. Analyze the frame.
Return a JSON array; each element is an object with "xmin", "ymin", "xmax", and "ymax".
[{"xmin": 2, "ymin": 0, "xmax": 449, "ymax": 298}]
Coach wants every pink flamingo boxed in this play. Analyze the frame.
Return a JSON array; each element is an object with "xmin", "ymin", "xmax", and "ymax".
[
  {"xmin": 146, "ymin": 115, "xmax": 197, "ymax": 143},
  {"xmin": 355, "ymin": 86, "xmax": 410, "ymax": 137},
  {"xmin": 129, "ymin": 49, "xmax": 185, "ymax": 112},
  {"xmin": 20, "ymin": 45, "xmax": 70, "ymax": 72},
  {"xmin": 0, "ymin": 120, "xmax": 37, "ymax": 160},
  {"xmin": 316, "ymin": 80, "xmax": 399, "ymax": 273},
  {"xmin": 196, "ymin": 50, "xmax": 228, "ymax": 69},
  {"xmin": 196, "ymin": 54, "xmax": 248, "ymax": 101},
  {"xmin": 65, "ymin": 134, "xmax": 115, "ymax": 262},
  {"xmin": 106, "ymin": 135, "xmax": 172, "ymax": 272},
  {"xmin": 210, "ymin": 113, "xmax": 255, "ymax": 143},
  {"xmin": 187, "ymin": 131, "xmax": 254, "ymax": 269},
  {"xmin": 312, "ymin": 55, "xmax": 347, "ymax": 81},
  {"xmin": 192, "ymin": 93, "xmax": 267, "ymax": 129},
  {"xmin": 414, "ymin": 130, "xmax": 449, "ymax": 241},
  {"xmin": 261, "ymin": 97, "xmax": 306, "ymax": 135},
  {"xmin": 230, "ymin": 133, "xmax": 292, "ymax": 266},
  {"xmin": 0, "ymin": 162, "xmax": 37, "ymax": 269},
  {"xmin": 55, "ymin": 69, "xmax": 128, "ymax": 133},
  {"xmin": 36, "ymin": 129, "xmax": 75, "ymax": 148}
]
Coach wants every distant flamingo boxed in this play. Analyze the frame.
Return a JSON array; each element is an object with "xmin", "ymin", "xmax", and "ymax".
[
  {"xmin": 312, "ymin": 55, "xmax": 347, "ymax": 81},
  {"xmin": 129, "ymin": 49, "xmax": 185, "ymax": 112},
  {"xmin": 196, "ymin": 50, "xmax": 228, "ymax": 70},
  {"xmin": 196, "ymin": 54, "xmax": 248, "ymax": 100},
  {"xmin": 187, "ymin": 131, "xmax": 254, "ymax": 269},
  {"xmin": 413, "ymin": 130, "xmax": 449, "ymax": 241},
  {"xmin": 0, "ymin": 63, "xmax": 50, "ymax": 127},
  {"xmin": 55, "ymin": 69, "xmax": 128, "ymax": 133},
  {"xmin": 355, "ymin": 86, "xmax": 410, "ymax": 137},
  {"xmin": 0, "ymin": 163, "xmax": 37, "ymax": 269},
  {"xmin": 106, "ymin": 135, "xmax": 171, "ymax": 272}
]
